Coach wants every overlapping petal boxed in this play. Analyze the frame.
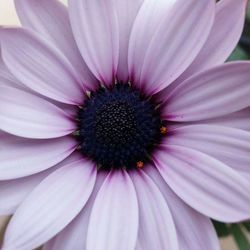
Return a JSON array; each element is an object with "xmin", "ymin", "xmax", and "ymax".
[
  {"xmin": 163, "ymin": 62, "xmax": 250, "ymax": 121},
  {"xmin": 128, "ymin": 0, "xmax": 215, "ymax": 95},
  {"xmin": 0, "ymin": 1, "xmax": 249, "ymax": 249},
  {"xmin": 147, "ymin": 166, "xmax": 220, "ymax": 250},
  {"xmin": 0, "ymin": 50, "xmax": 21, "ymax": 89},
  {"xmin": 86, "ymin": 171, "xmax": 138, "ymax": 250},
  {"xmin": 0, "ymin": 153, "xmax": 82, "ymax": 215},
  {"xmin": 0, "ymin": 131, "xmax": 77, "ymax": 180},
  {"xmin": 115, "ymin": 0, "xmax": 143, "ymax": 82},
  {"xmin": 14, "ymin": 0, "xmax": 98, "ymax": 91},
  {"xmin": 69, "ymin": 0, "xmax": 119, "ymax": 86},
  {"xmin": 167, "ymin": 125, "xmax": 250, "ymax": 176},
  {"xmin": 176, "ymin": 0, "xmax": 247, "ymax": 82},
  {"xmin": 44, "ymin": 172, "xmax": 107, "ymax": 250},
  {"xmin": 0, "ymin": 28, "xmax": 85, "ymax": 104},
  {"xmin": 2, "ymin": 159, "xmax": 96, "ymax": 250},
  {"xmin": 202, "ymin": 108, "xmax": 250, "ymax": 131},
  {"xmin": 0, "ymin": 86, "xmax": 76, "ymax": 139},
  {"xmin": 154, "ymin": 145, "xmax": 250, "ymax": 222},
  {"xmin": 130, "ymin": 170, "xmax": 178, "ymax": 250}
]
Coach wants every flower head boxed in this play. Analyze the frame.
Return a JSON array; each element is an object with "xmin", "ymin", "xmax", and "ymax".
[{"xmin": 0, "ymin": 0, "xmax": 250, "ymax": 249}]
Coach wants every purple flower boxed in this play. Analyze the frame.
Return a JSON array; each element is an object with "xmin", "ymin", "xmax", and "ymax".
[{"xmin": 0, "ymin": 0, "xmax": 249, "ymax": 249}]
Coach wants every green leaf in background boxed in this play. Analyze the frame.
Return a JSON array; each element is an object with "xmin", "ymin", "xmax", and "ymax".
[
  {"xmin": 228, "ymin": 46, "xmax": 249, "ymax": 61},
  {"xmin": 230, "ymin": 224, "xmax": 250, "ymax": 250},
  {"xmin": 212, "ymin": 221, "xmax": 230, "ymax": 237},
  {"xmin": 243, "ymin": 222, "xmax": 250, "ymax": 232},
  {"xmin": 247, "ymin": 2, "xmax": 250, "ymax": 20}
]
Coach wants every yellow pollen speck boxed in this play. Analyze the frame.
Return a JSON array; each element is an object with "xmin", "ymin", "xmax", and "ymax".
[
  {"xmin": 160, "ymin": 126, "xmax": 167, "ymax": 135},
  {"xmin": 137, "ymin": 161, "xmax": 144, "ymax": 169}
]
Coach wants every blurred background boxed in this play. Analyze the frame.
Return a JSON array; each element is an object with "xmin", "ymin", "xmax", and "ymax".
[{"xmin": 0, "ymin": 1, "xmax": 250, "ymax": 249}]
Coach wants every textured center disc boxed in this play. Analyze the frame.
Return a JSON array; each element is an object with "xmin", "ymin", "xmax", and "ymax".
[
  {"xmin": 95, "ymin": 101, "xmax": 137, "ymax": 145},
  {"xmin": 78, "ymin": 83, "xmax": 162, "ymax": 170}
]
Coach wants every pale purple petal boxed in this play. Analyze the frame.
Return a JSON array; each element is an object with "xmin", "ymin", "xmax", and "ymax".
[
  {"xmin": 147, "ymin": 166, "xmax": 220, "ymax": 250},
  {"xmin": 0, "ymin": 28, "xmax": 85, "ymax": 105},
  {"xmin": 156, "ymin": 0, "xmax": 247, "ymax": 101},
  {"xmin": 69, "ymin": 0, "xmax": 119, "ymax": 86},
  {"xmin": 154, "ymin": 145, "xmax": 250, "ymax": 222},
  {"xmin": 128, "ymin": 0, "xmax": 215, "ymax": 95},
  {"xmin": 176, "ymin": 0, "xmax": 247, "ymax": 82},
  {"xmin": 115, "ymin": 0, "xmax": 143, "ymax": 82},
  {"xmin": 14, "ymin": 0, "xmax": 98, "ymax": 91},
  {"xmin": 0, "ymin": 173, "xmax": 48, "ymax": 217},
  {"xmin": 0, "ymin": 86, "xmax": 76, "ymax": 139},
  {"xmin": 0, "ymin": 69, "xmax": 23, "ymax": 90},
  {"xmin": 0, "ymin": 50, "xmax": 22, "ymax": 89},
  {"xmin": 86, "ymin": 171, "xmax": 138, "ymax": 250},
  {"xmin": 0, "ymin": 153, "xmax": 82, "ymax": 215},
  {"xmin": 3, "ymin": 159, "xmax": 96, "ymax": 250},
  {"xmin": 1, "ymin": 49, "xmax": 63, "ymax": 98},
  {"xmin": 0, "ymin": 130, "xmax": 77, "ymax": 180},
  {"xmin": 165, "ymin": 108, "xmax": 250, "ymax": 131},
  {"xmin": 244, "ymin": 172, "xmax": 250, "ymax": 183},
  {"xmin": 1, "ymin": 48, "xmax": 81, "ymax": 115},
  {"xmin": 202, "ymin": 108, "xmax": 250, "ymax": 131},
  {"xmin": 130, "ymin": 170, "xmax": 178, "ymax": 250},
  {"xmin": 44, "ymin": 172, "xmax": 107, "ymax": 250},
  {"xmin": 163, "ymin": 62, "xmax": 250, "ymax": 121},
  {"xmin": 167, "ymin": 125, "xmax": 250, "ymax": 178}
]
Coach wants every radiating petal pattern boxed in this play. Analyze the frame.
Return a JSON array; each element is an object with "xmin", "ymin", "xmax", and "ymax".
[
  {"xmin": 128, "ymin": 0, "xmax": 215, "ymax": 94},
  {"xmin": 2, "ymin": 159, "xmax": 96, "ymax": 250},
  {"xmin": 176, "ymin": 0, "xmax": 247, "ymax": 82},
  {"xmin": 86, "ymin": 171, "xmax": 138, "ymax": 250},
  {"xmin": 0, "ymin": 28, "xmax": 85, "ymax": 104},
  {"xmin": 154, "ymin": 145, "xmax": 250, "ymax": 222},
  {"xmin": 163, "ymin": 62, "xmax": 250, "ymax": 121},
  {"xmin": 0, "ymin": 86, "xmax": 76, "ymax": 139},
  {"xmin": 14, "ymin": 0, "xmax": 98, "ymax": 91},
  {"xmin": 0, "ymin": 1, "xmax": 249, "ymax": 249},
  {"xmin": 130, "ymin": 171, "xmax": 178, "ymax": 250},
  {"xmin": 69, "ymin": 0, "xmax": 119, "ymax": 86},
  {"xmin": 147, "ymin": 166, "xmax": 220, "ymax": 250}
]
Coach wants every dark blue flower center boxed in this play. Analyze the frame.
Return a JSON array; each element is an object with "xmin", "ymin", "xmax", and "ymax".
[{"xmin": 78, "ymin": 83, "xmax": 163, "ymax": 170}]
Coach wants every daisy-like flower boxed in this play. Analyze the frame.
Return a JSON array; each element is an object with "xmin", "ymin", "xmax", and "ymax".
[{"xmin": 0, "ymin": 0, "xmax": 250, "ymax": 249}]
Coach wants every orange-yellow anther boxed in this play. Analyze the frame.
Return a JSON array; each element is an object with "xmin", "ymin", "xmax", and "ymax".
[
  {"xmin": 137, "ymin": 161, "xmax": 144, "ymax": 169},
  {"xmin": 160, "ymin": 126, "xmax": 167, "ymax": 135}
]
